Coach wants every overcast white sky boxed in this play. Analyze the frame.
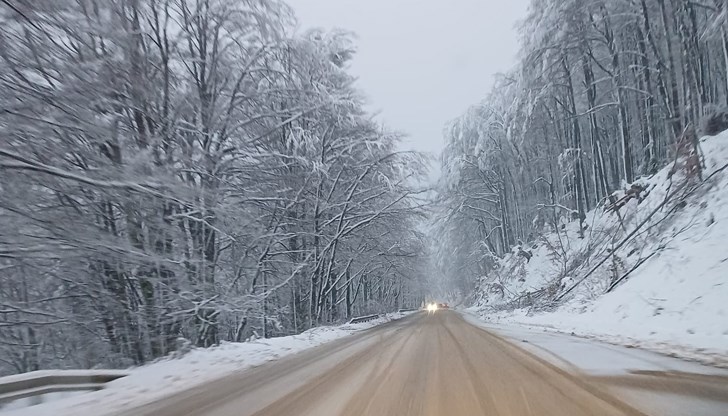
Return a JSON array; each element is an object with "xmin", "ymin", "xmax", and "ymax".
[{"xmin": 286, "ymin": 0, "xmax": 529, "ymax": 158}]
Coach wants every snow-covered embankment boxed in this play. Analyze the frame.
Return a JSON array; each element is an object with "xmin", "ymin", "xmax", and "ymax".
[{"xmin": 472, "ymin": 131, "xmax": 728, "ymax": 365}]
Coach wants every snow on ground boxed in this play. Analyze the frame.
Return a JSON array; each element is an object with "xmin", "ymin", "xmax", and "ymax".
[
  {"xmin": 2, "ymin": 313, "xmax": 408, "ymax": 415},
  {"xmin": 463, "ymin": 312, "xmax": 728, "ymax": 377},
  {"xmin": 463, "ymin": 312, "xmax": 728, "ymax": 416},
  {"xmin": 477, "ymin": 306, "xmax": 728, "ymax": 367},
  {"xmin": 473, "ymin": 131, "xmax": 728, "ymax": 365}
]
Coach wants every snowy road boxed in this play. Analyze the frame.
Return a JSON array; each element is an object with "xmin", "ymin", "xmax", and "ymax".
[{"xmin": 117, "ymin": 311, "xmax": 728, "ymax": 416}]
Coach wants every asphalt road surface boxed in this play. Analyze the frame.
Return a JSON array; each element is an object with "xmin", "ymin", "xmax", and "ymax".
[{"xmin": 122, "ymin": 311, "xmax": 728, "ymax": 416}]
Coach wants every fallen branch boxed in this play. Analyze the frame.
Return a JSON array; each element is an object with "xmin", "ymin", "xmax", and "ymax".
[
  {"xmin": 606, "ymin": 250, "xmax": 660, "ymax": 293},
  {"xmin": 555, "ymin": 162, "xmax": 728, "ymax": 301}
]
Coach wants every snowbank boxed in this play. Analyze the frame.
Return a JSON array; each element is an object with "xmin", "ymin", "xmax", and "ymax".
[
  {"xmin": 473, "ymin": 131, "xmax": 728, "ymax": 365},
  {"xmin": 463, "ymin": 312, "xmax": 728, "ymax": 377},
  {"xmin": 2, "ymin": 313, "xmax": 408, "ymax": 415}
]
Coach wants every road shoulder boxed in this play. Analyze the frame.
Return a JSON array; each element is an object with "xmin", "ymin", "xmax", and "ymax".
[{"xmin": 461, "ymin": 310, "xmax": 728, "ymax": 416}]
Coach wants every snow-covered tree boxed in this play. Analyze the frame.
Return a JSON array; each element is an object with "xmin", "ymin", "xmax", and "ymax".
[
  {"xmin": 436, "ymin": 0, "xmax": 728, "ymax": 296},
  {"xmin": 0, "ymin": 0, "xmax": 427, "ymax": 374}
]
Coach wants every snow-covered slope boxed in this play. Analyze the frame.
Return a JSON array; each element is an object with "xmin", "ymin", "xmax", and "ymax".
[{"xmin": 473, "ymin": 131, "xmax": 728, "ymax": 365}]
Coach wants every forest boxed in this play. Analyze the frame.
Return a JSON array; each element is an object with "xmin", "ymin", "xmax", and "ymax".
[
  {"xmin": 0, "ymin": 0, "xmax": 428, "ymax": 375},
  {"xmin": 4, "ymin": 0, "xmax": 728, "ymax": 378},
  {"xmin": 436, "ymin": 0, "xmax": 728, "ymax": 295}
]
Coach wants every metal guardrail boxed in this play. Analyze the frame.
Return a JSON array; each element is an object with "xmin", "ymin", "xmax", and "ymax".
[
  {"xmin": 397, "ymin": 308, "xmax": 419, "ymax": 313},
  {"xmin": 0, "ymin": 370, "xmax": 129, "ymax": 407},
  {"xmin": 348, "ymin": 314, "xmax": 380, "ymax": 324}
]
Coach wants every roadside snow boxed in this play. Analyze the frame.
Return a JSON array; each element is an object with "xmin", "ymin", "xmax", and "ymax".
[
  {"xmin": 473, "ymin": 131, "xmax": 728, "ymax": 365},
  {"xmin": 463, "ymin": 313, "xmax": 728, "ymax": 416},
  {"xmin": 463, "ymin": 312, "xmax": 728, "ymax": 376},
  {"xmin": 478, "ymin": 306, "xmax": 728, "ymax": 367},
  {"xmin": 2, "ymin": 313, "xmax": 408, "ymax": 416}
]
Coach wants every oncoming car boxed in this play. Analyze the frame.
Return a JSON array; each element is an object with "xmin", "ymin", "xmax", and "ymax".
[{"xmin": 425, "ymin": 302, "xmax": 449, "ymax": 312}]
